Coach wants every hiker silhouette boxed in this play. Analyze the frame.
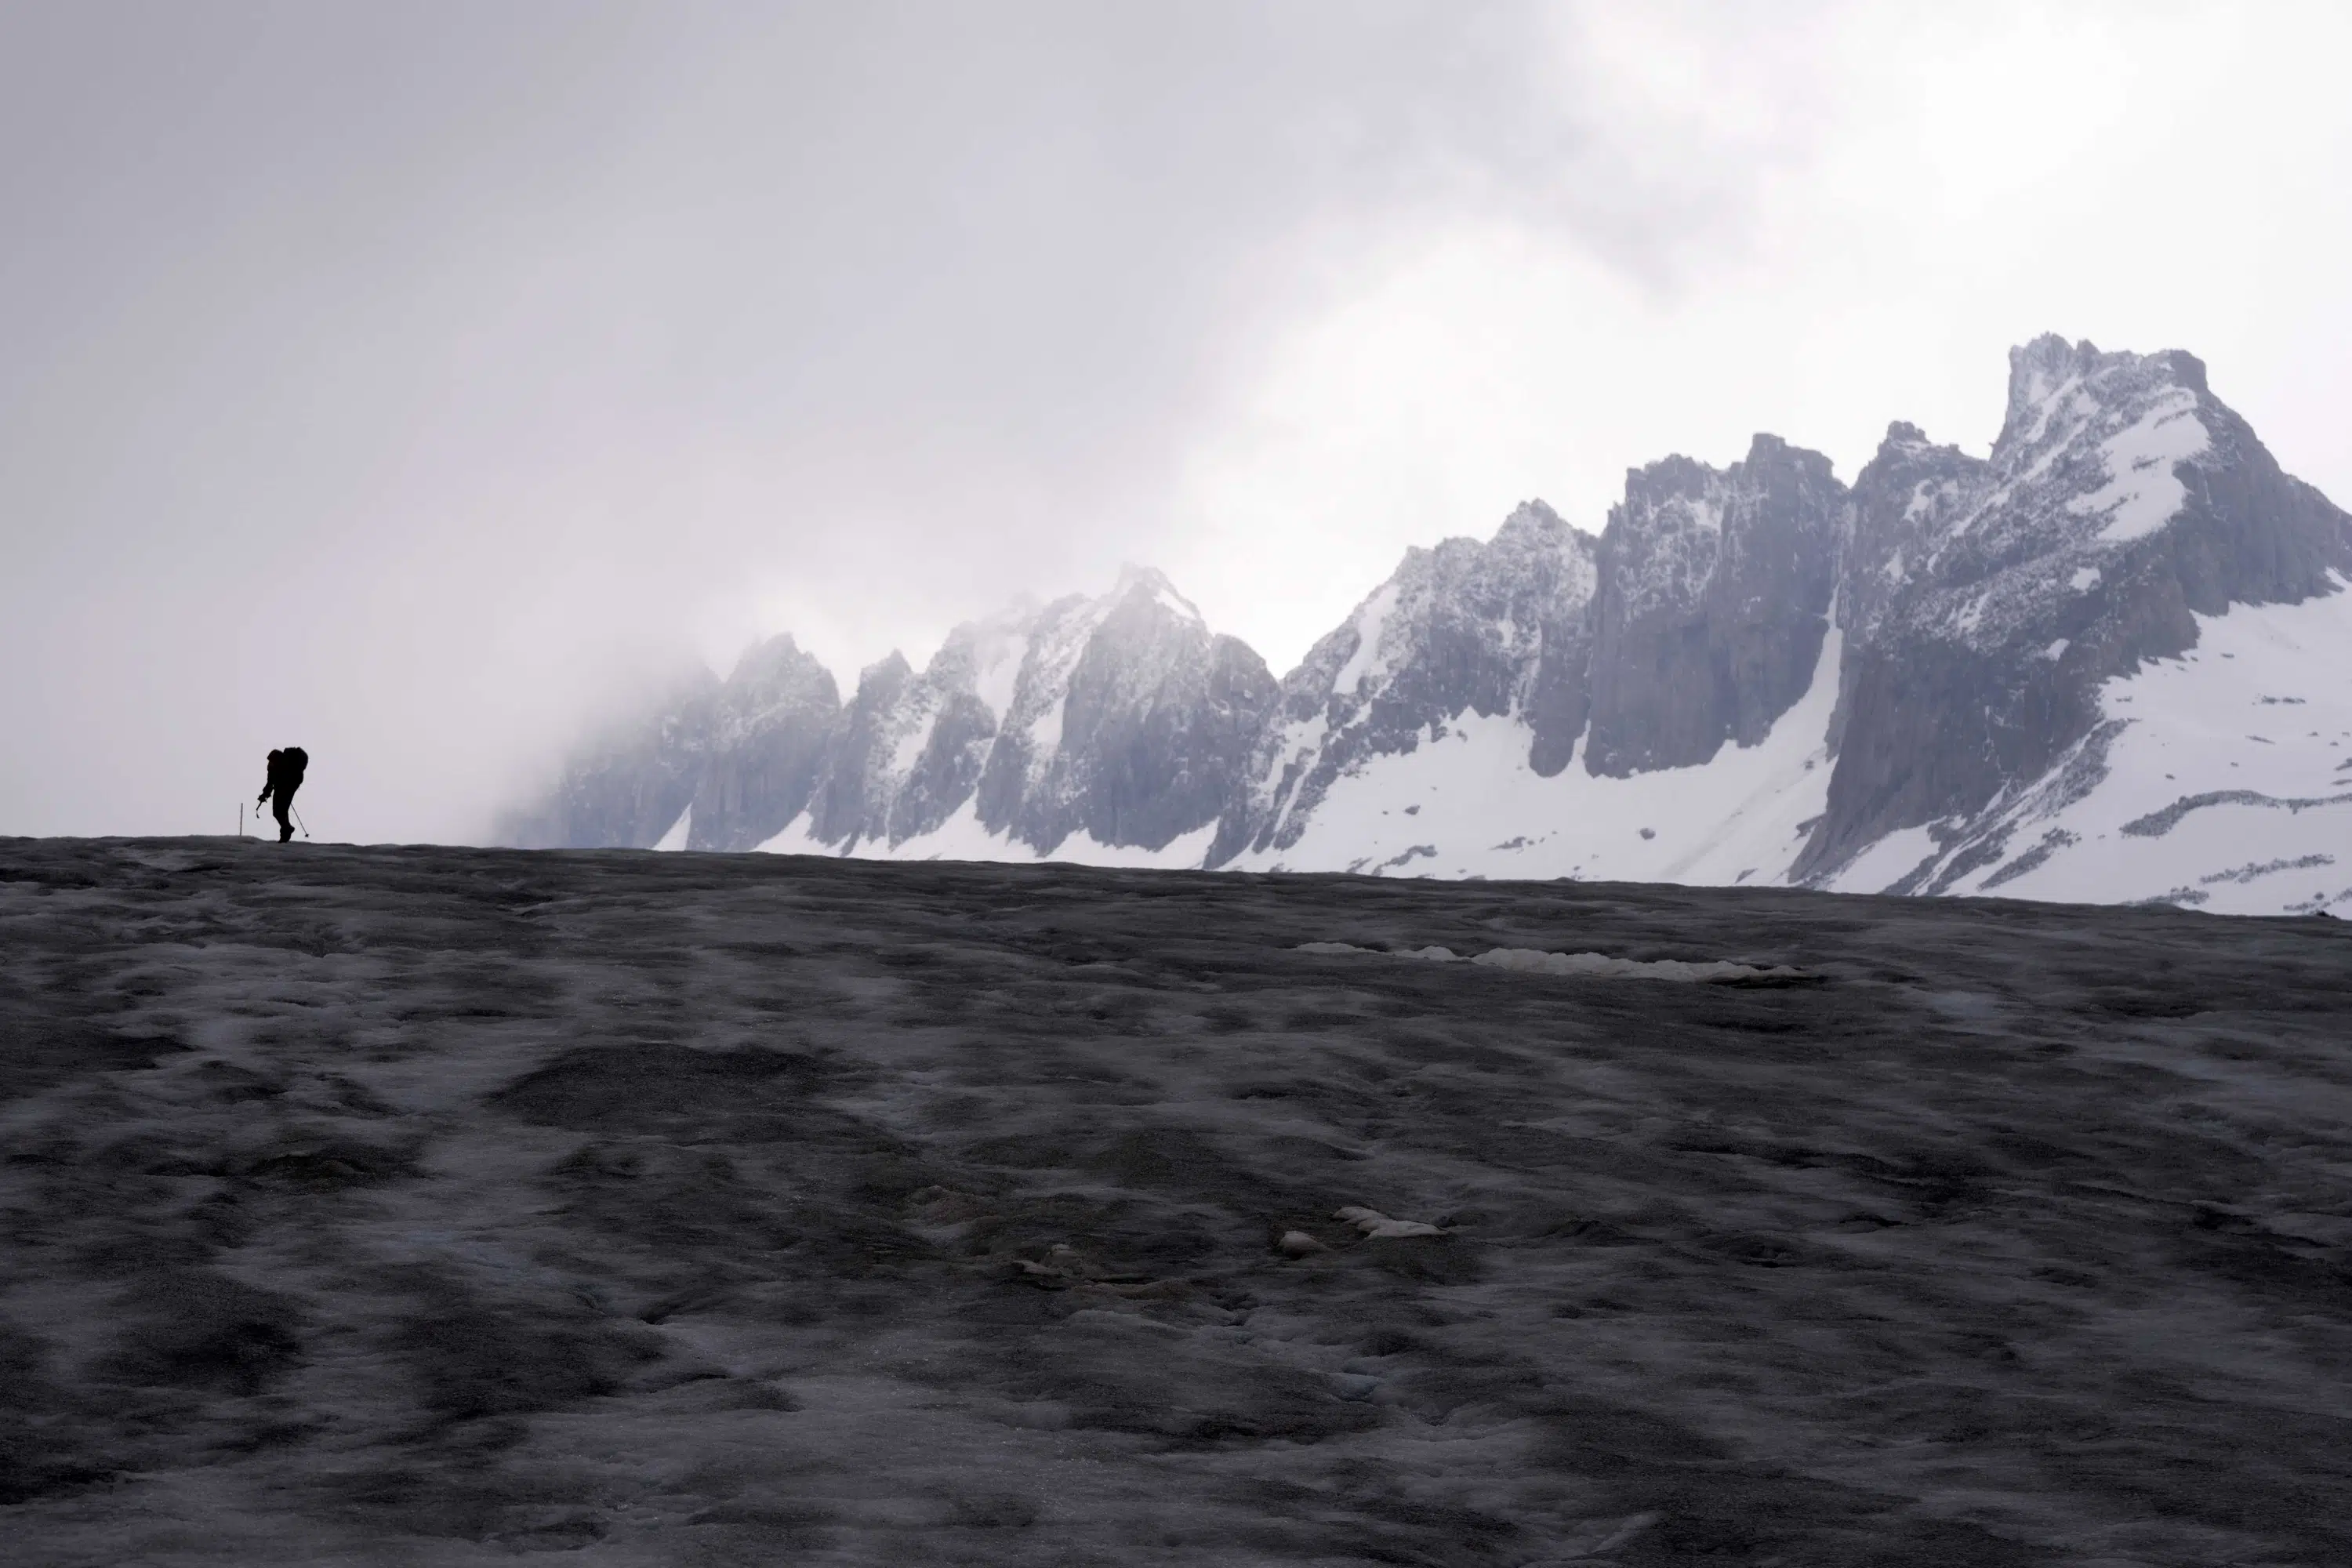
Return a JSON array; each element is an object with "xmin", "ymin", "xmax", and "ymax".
[{"xmin": 258, "ymin": 747, "xmax": 308, "ymax": 842}]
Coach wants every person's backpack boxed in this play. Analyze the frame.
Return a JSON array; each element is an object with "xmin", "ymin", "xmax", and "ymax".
[{"xmin": 281, "ymin": 746, "xmax": 308, "ymax": 782}]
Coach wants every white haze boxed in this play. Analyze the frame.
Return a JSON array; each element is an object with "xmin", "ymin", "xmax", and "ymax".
[{"xmin": 2, "ymin": 2, "xmax": 2348, "ymax": 843}]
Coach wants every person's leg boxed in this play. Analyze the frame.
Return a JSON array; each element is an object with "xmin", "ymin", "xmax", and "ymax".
[{"xmin": 274, "ymin": 796, "xmax": 293, "ymax": 841}]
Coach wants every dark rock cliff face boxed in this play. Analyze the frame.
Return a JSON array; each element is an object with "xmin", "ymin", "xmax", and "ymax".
[
  {"xmin": 804, "ymin": 653, "xmax": 916, "ymax": 850},
  {"xmin": 891, "ymin": 622, "xmax": 1016, "ymax": 843},
  {"xmin": 1044, "ymin": 608, "xmax": 1275, "ymax": 852},
  {"xmin": 686, "ymin": 636, "xmax": 840, "ymax": 851},
  {"xmin": 981, "ymin": 575, "xmax": 1276, "ymax": 855},
  {"xmin": 969, "ymin": 593, "xmax": 1108, "ymax": 847},
  {"xmin": 1583, "ymin": 436, "xmax": 1845, "ymax": 778},
  {"xmin": 1798, "ymin": 336, "xmax": 2352, "ymax": 883}
]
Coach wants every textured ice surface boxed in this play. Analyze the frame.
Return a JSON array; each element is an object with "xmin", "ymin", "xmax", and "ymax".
[
  {"xmin": 5, "ymin": 838, "xmax": 2350, "ymax": 1564},
  {"xmin": 1297, "ymin": 941, "xmax": 1809, "ymax": 984}
]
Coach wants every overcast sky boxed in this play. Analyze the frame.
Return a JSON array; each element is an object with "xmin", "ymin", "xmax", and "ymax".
[{"xmin": 6, "ymin": 1, "xmax": 2350, "ymax": 843}]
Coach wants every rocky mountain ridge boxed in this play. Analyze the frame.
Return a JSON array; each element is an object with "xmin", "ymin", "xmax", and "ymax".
[{"xmin": 499, "ymin": 336, "xmax": 2352, "ymax": 916}]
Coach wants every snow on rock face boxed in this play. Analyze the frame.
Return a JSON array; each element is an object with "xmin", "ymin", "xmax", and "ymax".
[
  {"xmin": 1882, "ymin": 338, "xmax": 2234, "ymax": 659},
  {"xmin": 1230, "ymin": 626, "xmax": 1842, "ymax": 887},
  {"xmin": 784, "ymin": 567, "xmax": 1277, "ymax": 861},
  {"xmin": 1605, "ymin": 461, "xmax": 1726, "ymax": 624},
  {"xmin": 509, "ymin": 335, "xmax": 2352, "ymax": 917},
  {"xmin": 983, "ymin": 568, "xmax": 1276, "ymax": 855},
  {"xmin": 1218, "ymin": 501, "xmax": 1599, "ymax": 863},
  {"xmin": 1804, "ymin": 336, "xmax": 2352, "ymax": 885},
  {"xmin": 1831, "ymin": 579, "xmax": 2352, "ymax": 916},
  {"xmin": 1838, "ymin": 423, "xmax": 1987, "ymax": 655},
  {"xmin": 1329, "ymin": 580, "xmax": 1401, "ymax": 699},
  {"xmin": 2071, "ymin": 387, "xmax": 2210, "ymax": 544}
]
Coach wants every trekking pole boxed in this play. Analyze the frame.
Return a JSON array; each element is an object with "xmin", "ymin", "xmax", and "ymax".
[{"xmin": 292, "ymin": 805, "xmax": 310, "ymax": 840}]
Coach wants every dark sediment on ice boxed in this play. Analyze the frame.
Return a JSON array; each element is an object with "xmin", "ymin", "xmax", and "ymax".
[{"xmin": 3, "ymin": 837, "xmax": 2350, "ymax": 1564}]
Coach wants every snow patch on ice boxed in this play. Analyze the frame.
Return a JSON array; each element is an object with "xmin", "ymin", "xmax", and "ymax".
[
  {"xmin": 1472, "ymin": 947, "xmax": 1806, "ymax": 982},
  {"xmin": 1297, "ymin": 942, "xmax": 1809, "ymax": 984},
  {"xmin": 1334, "ymin": 1207, "xmax": 1446, "ymax": 1239}
]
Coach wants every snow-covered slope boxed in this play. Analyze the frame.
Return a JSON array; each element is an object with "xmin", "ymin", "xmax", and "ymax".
[
  {"xmin": 1225, "ymin": 628, "xmax": 1842, "ymax": 885},
  {"xmin": 1217, "ymin": 502, "xmax": 1599, "ymax": 864},
  {"xmin": 754, "ymin": 797, "xmax": 1223, "ymax": 872},
  {"xmin": 504, "ymin": 336, "xmax": 2352, "ymax": 915},
  {"xmin": 1827, "ymin": 579, "xmax": 2352, "ymax": 913}
]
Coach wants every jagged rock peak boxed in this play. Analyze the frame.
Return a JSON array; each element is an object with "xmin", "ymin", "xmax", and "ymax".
[
  {"xmin": 1495, "ymin": 496, "xmax": 1564, "ymax": 532},
  {"xmin": 1219, "ymin": 499, "xmax": 1602, "ymax": 861},
  {"xmin": 1584, "ymin": 434, "xmax": 1843, "ymax": 778},
  {"xmin": 720, "ymin": 633, "xmax": 840, "ymax": 720},
  {"xmin": 1802, "ymin": 332, "xmax": 2351, "ymax": 888},
  {"xmin": 502, "ymin": 332, "xmax": 2352, "ymax": 922},
  {"xmin": 1109, "ymin": 562, "xmax": 1205, "ymax": 624},
  {"xmin": 1999, "ymin": 334, "xmax": 2211, "ymax": 452},
  {"xmin": 728, "ymin": 629, "xmax": 815, "ymax": 684},
  {"xmin": 851, "ymin": 648, "xmax": 915, "ymax": 695}
]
